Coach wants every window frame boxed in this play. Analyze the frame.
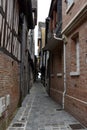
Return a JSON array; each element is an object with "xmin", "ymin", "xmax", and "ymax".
[
  {"xmin": 66, "ymin": 0, "xmax": 74, "ymax": 13},
  {"xmin": 70, "ymin": 35, "xmax": 80, "ymax": 76}
]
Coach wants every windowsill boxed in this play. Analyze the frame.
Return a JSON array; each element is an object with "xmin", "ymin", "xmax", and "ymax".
[
  {"xmin": 66, "ymin": 2, "xmax": 74, "ymax": 14},
  {"xmin": 57, "ymin": 73, "xmax": 62, "ymax": 77},
  {"xmin": 70, "ymin": 71, "xmax": 80, "ymax": 76}
]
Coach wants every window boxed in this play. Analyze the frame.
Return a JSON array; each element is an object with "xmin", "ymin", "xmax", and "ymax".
[
  {"xmin": 67, "ymin": 0, "xmax": 74, "ymax": 7},
  {"xmin": 65, "ymin": 0, "xmax": 74, "ymax": 13},
  {"xmin": 86, "ymin": 54, "xmax": 87, "ymax": 64},
  {"xmin": 70, "ymin": 34, "xmax": 80, "ymax": 76},
  {"xmin": 57, "ymin": 50, "xmax": 63, "ymax": 77}
]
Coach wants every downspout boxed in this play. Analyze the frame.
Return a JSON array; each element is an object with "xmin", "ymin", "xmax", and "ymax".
[
  {"xmin": 20, "ymin": 15, "xmax": 25, "ymax": 103},
  {"xmin": 62, "ymin": 43, "xmax": 66, "ymax": 109},
  {"xmin": 53, "ymin": 33, "xmax": 66, "ymax": 109},
  {"xmin": 20, "ymin": 21, "xmax": 24, "ymax": 104},
  {"xmin": 53, "ymin": 33, "xmax": 63, "ymax": 41},
  {"xmin": 63, "ymin": 35, "xmax": 68, "ymax": 109}
]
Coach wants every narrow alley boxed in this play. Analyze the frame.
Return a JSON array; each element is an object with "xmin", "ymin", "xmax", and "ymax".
[
  {"xmin": 0, "ymin": 0, "xmax": 87, "ymax": 130},
  {"xmin": 7, "ymin": 81, "xmax": 86, "ymax": 130}
]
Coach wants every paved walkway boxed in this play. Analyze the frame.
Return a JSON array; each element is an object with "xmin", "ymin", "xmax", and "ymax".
[{"xmin": 7, "ymin": 82, "xmax": 87, "ymax": 130}]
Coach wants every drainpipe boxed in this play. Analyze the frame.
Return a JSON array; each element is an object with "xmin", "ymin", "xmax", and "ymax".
[
  {"xmin": 62, "ymin": 43, "xmax": 66, "ymax": 109},
  {"xmin": 20, "ymin": 23, "xmax": 24, "ymax": 105},
  {"xmin": 53, "ymin": 33, "xmax": 63, "ymax": 41},
  {"xmin": 54, "ymin": 33, "xmax": 66, "ymax": 109},
  {"xmin": 62, "ymin": 35, "xmax": 67, "ymax": 109},
  {"xmin": 20, "ymin": 15, "xmax": 25, "ymax": 103},
  {"xmin": 54, "ymin": 34, "xmax": 67, "ymax": 109}
]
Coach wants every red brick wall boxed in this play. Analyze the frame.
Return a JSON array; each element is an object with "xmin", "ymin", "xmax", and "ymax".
[
  {"xmin": 62, "ymin": 0, "xmax": 87, "ymax": 30},
  {"xmin": 50, "ymin": 47, "xmax": 64, "ymax": 105},
  {"xmin": 65, "ymin": 96, "xmax": 87, "ymax": 127},
  {"xmin": 0, "ymin": 51, "xmax": 20, "ymax": 130},
  {"xmin": 64, "ymin": 17, "xmax": 87, "ymax": 126},
  {"xmin": 62, "ymin": 0, "xmax": 87, "ymax": 126}
]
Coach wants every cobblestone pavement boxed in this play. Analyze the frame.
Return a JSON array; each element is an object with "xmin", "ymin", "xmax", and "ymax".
[{"xmin": 7, "ymin": 81, "xmax": 87, "ymax": 130}]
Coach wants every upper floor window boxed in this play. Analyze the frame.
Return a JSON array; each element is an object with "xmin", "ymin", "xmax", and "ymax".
[
  {"xmin": 65, "ymin": 0, "xmax": 74, "ymax": 13},
  {"xmin": 70, "ymin": 33, "xmax": 80, "ymax": 76},
  {"xmin": 67, "ymin": 0, "xmax": 74, "ymax": 7}
]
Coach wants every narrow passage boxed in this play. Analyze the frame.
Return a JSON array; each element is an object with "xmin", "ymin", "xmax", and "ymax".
[{"xmin": 8, "ymin": 81, "xmax": 86, "ymax": 130}]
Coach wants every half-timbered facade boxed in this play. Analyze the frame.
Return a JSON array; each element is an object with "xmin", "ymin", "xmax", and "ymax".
[
  {"xmin": 0, "ymin": 0, "xmax": 37, "ymax": 129},
  {"xmin": 19, "ymin": 0, "xmax": 37, "ymax": 101},
  {"xmin": 0, "ymin": 1, "xmax": 21, "ymax": 129},
  {"xmin": 0, "ymin": 0, "xmax": 20, "ymax": 61}
]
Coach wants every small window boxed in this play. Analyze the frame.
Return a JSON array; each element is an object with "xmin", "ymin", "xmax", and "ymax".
[
  {"xmin": 70, "ymin": 33, "xmax": 80, "ymax": 76},
  {"xmin": 67, "ymin": 0, "xmax": 74, "ymax": 7},
  {"xmin": 65, "ymin": 0, "xmax": 74, "ymax": 13}
]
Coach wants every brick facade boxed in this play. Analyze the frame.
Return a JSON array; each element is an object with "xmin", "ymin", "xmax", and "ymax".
[
  {"xmin": 0, "ymin": 0, "xmax": 21, "ymax": 129},
  {"xmin": 50, "ymin": 48, "xmax": 64, "ymax": 105},
  {"xmin": 62, "ymin": 0, "xmax": 87, "ymax": 127},
  {"xmin": 0, "ymin": 52, "xmax": 20, "ymax": 130},
  {"xmin": 45, "ymin": 0, "xmax": 87, "ymax": 127},
  {"xmin": 44, "ymin": 0, "xmax": 64, "ymax": 106},
  {"xmin": 64, "ymin": 20, "xmax": 87, "ymax": 127},
  {"xmin": 0, "ymin": 0, "xmax": 37, "ymax": 129},
  {"xmin": 62, "ymin": 0, "xmax": 87, "ymax": 29}
]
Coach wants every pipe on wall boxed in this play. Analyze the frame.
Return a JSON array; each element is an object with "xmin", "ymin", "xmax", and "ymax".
[
  {"xmin": 62, "ymin": 43, "xmax": 66, "ymax": 109},
  {"xmin": 54, "ymin": 33, "xmax": 66, "ymax": 109}
]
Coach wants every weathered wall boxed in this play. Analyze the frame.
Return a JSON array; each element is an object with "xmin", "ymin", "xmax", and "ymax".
[
  {"xmin": 50, "ymin": 47, "xmax": 64, "ymax": 105},
  {"xmin": 65, "ymin": 21, "xmax": 87, "ymax": 127},
  {"xmin": 62, "ymin": 0, "xmax": 87, "ymax": 30},
  {"xmin": 0, "ymin": 52, "xmax": 20, "ymax": 130},
  {"xmin": 0, "ymin": 0, "xmax": 20, "ymax": 129},
  {"xmin": 62, "ymin": 0, "xmax": 87, "ymax": 127}
]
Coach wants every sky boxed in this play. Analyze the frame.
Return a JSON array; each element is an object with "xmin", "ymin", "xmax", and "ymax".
[
  {"xmin": 38, "ymin": 0, "xmax": 51, "ymax": 22},
  {"xmin": 35, "ymin": 0, "xmax": 51, "ymax": 55}
]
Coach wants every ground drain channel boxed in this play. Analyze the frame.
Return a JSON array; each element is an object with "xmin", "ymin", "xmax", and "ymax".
[
  {"xmin": 56, "ymin": 108, "xmax": 63, "ymax": 111},
  {"xmin": 8, "ymin": 128, "xmax": 24, "ymax": 130},
  {"xmin": 7, "ymin": 122, "xmax": 26, "ymax": 130},
  {"xmin": 12, "ymin": 122, "xmax": 24, "ymax": 127},
  {"xmin": 38, "ymin": 125, "xmax": 71, "ymax": 130},
  {"xmin": 69, "ymin": 123, "xmax": 85, "ymax": 129},
  {"xmin": 38, "ymin": 126, "xmax": 59, "ymax": 130}
]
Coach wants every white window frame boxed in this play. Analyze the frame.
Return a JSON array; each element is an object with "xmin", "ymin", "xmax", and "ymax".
[
  {"xmin": 70, "ymin": 38, "xmax": 80, "ymax": 76},
  {"xmin": 66, "ymin": 0, "xmax": 74, "ymax": 13},
  {"xmin": 67, "ymin": 0, "xmax": 74, "ymax": 7}
]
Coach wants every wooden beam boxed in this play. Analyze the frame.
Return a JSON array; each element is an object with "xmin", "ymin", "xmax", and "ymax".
[
  {"xmin": 11, "ymin": 0, "xmax": 15, "ymax": 54},
  {"xmin": 3, "ymin": 0, "xmax": 7, "ymax": 47},
  {"xmin": 0, "ymin": 47, "xmax": 20, "ymax": 62}
]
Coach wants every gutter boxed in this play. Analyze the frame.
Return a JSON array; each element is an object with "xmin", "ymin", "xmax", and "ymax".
[
  {"xmin": 43, "ymin": 34, "xmax": 63, "ymax": 51},
  {"xmin": 53, "ymin": 33, "xmax": 63, "ymax": 41}
]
